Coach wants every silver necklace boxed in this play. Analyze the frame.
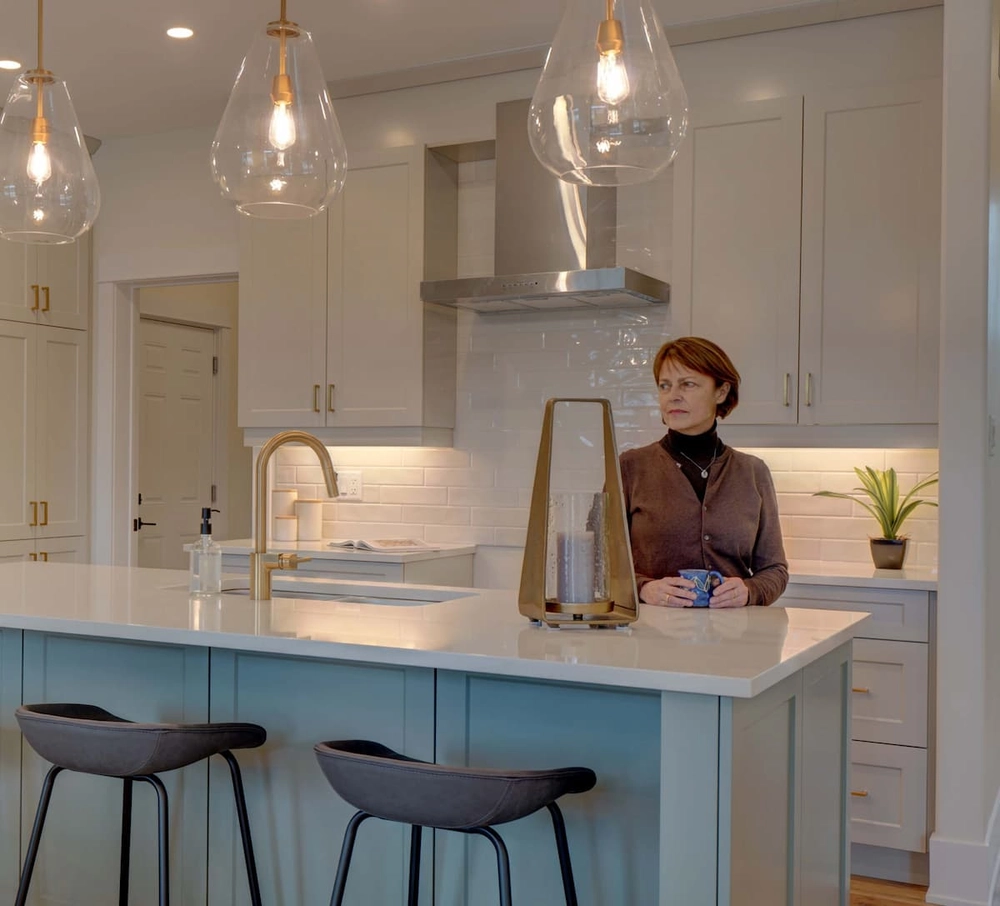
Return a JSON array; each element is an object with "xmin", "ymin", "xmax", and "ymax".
[{"xmin": 673, "ymin": 444, "xmax": 720, "ymax": 479}]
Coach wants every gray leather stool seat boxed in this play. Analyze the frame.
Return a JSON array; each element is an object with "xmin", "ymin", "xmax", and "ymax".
[
  {"xmin": 13, "ymin": 703, "xmax": 267, "ymax": 906},
  {"xmin": 315, "ymin": 739, "xmax": 596, "ymax": 906}
]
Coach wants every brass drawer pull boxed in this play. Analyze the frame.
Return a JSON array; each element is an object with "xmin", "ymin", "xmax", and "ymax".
[
  {"xmin": 313, "ymin": 384, "xmax": 321, "ymax": 413},
  {"xmin": 30, "ymin": 285, "xmax": 40, "ymax": 312},
  {"xmin": 42, "ymin": 286, "xmax": 50, "ymax": 312},
  {"xmin": 783, "ymin": 373, "xmax": 791, "ymax": 407},
  {"xmin": 328, "ymin": 383, "xmax": 335, "ymax": 413},
  {"xmin": 852, "ymin": 686, "xmax": 870, "ymax": 694},
  {"xmin": 39, "ymin": 551, "xmax": 48, "ymax": 562},
  {"xmin": 850, "ymin": 790, "xmax": 870, "ymax": 798},
  {"xmin": 40, "ymin": 501, "xmax": 48, "ymax": 526},
  {"xmin": 29, "ymin": 553, "xmax": 37, "ymax": 562},
  {"xmin": 805, "ymin": 372, "xmax": 814, "ymax": 407},
  {"xmin": 29, "ymin": 501, "xmax": 38, "ymax": 526}
]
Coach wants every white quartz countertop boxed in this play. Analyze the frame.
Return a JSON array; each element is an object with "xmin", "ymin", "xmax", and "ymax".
[
  {"xmin": 788, "ymin": 560, "xmax": 937, "ymax": 590},
  {"xmin": 0, "ymin": 563, "xmax": 866, "ymax": 699},
  {"xmin": 215, "ymin": 539, "xmax": 476, "ymax": 563}
]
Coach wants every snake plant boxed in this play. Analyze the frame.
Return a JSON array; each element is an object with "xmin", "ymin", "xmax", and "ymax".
[{"xmin": 814, "ymin": 466, "xmax": 938, "ymax": 540}]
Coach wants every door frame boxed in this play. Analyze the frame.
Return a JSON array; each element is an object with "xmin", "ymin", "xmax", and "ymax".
[{"xmin": 91, "ymin": 274, "xmax": 236, "ymax": 566}]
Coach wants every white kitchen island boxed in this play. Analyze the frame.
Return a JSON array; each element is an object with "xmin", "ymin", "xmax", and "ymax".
[{"xmin": 0, "ymin": 562, "xmax": 866, "ymax": 906}]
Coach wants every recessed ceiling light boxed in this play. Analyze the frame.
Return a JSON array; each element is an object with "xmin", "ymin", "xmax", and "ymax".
[
  {"xmin": 0, "ymin": 60, "xmax": 21, "ymax": 70},
  {"xmin": 166, "ymin": 27, "xmax": 194, "ymax": 39}
]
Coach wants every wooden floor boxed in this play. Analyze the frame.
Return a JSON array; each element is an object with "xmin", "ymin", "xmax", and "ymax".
[{"xmin": 851, "ymin": 875, "xmax": 928, "ymax": 905}]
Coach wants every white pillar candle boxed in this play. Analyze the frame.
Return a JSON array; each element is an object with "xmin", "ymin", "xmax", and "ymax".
[
  {"xmin": 274, "ymin": 515, "xmax": 298, "ymax": 543},
  {"xmin": 556, "ymin": 531, "xmax": 596, "ymax": 604},
  {"xmin": 295, "ymin": 499, "xmax": 324, "ymax": 541}
]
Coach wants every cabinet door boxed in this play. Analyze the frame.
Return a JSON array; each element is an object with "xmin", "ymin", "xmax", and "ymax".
[
  {"xmin": 35, "ymin": 326, "xmax": 89, "ymax": 538},
  {"xmin": 0, "ymin": 322, "xmax": 36, "ymax": 541},
  {"xmin": 33, "ymin": 230, "xmax": 91, "ymax": 330},
  {"xmin": 673, "ymin": 98, "xmax": 803, "ymax": 425},
  {"xmin": 799, "ymin": 81, "xmax": 941, "ymax": 424},
  {"xmin": 326, "ymin": 146, "xmax": 424, "ymax": 426},
  {"xmin": 0, "ymin": 539, "xmax": 35, "ymax": 563},
  {"xmin": 238, "ymin": 216, "xmax": 328, "ymax": 427},
  {"xmin": 0, "ymin": 241, "xmax": 32, "ymax": 324}
]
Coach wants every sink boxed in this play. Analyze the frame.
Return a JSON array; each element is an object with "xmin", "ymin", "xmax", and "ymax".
[{"xmin": 221, "ymin": 588, "xmax": 439, "ymax": 606}]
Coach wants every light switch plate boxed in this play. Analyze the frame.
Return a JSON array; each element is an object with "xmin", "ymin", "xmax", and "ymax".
[{"xmin": 337, "ymin": 470, "xmax": 363, "ymax": 501}]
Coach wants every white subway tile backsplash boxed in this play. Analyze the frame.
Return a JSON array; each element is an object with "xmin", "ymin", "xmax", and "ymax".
[{"xmin": 269, "ymin": 162, "xmax": 938, "ymax": 569}]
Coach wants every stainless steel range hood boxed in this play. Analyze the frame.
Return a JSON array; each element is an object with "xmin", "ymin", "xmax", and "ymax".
[{"xmin": 420, "ymin": 99, "xmax": 670, "ymax": 313}]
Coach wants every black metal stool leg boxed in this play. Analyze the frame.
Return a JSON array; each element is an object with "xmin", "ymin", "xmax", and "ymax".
[
  {"xmin": 119, "ymin": 777, "xmax": 134, "ymax": 906},
  {"xmin": 468, "ymin": 826, "xmax": 512, "ymax": 906},
  {"xmin": 407, "ymin": 825, "xmax": 422, "ymax": 906},
  {"xmin": 136, "ymin": 775, "xmax": 170, "ymax": 906},
  {"xmin": 330, "ymin": 810, "xmax": 371, "ymax": 906},
  {"xmin": 13, "ymin": 764, "xmax": 64, "ymax": 906},
  {"xmin": 547, "ymin": 802, "xmax": 581, "ymax": 906},
  {"xmin": 220, "ymin": 750, "xmax": 264, "ymax": 906}
]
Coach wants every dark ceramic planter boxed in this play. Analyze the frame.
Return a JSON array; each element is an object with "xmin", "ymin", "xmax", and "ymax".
[{"xmin": 870, "ymin": 538, "xmax": 907, "ymax": 570}]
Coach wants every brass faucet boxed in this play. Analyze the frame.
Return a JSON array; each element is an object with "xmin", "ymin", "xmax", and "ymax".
[{"xmin": 251, "ymin": 430, "xmax": 339, "ymax": 600}]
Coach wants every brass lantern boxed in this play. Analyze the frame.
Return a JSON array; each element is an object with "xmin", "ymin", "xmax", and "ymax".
[{"xmin": 518, "ymin": 398, "xmax": 638, "ymax": 628}]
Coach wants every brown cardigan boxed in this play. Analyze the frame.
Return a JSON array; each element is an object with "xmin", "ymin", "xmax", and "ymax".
[{"xmin": 619, "ymin": 440, "xmax": 788, "ymax": 606}]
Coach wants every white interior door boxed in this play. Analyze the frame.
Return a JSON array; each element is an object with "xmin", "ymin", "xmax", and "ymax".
[{"xmin": 137, "ymin": 319, "xmax": 216, "ymax": 569}]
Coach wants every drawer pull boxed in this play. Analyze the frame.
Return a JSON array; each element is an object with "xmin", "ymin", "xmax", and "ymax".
[
  {"xmin": 852, "ymin": 686, "xmax": 870, "ymax": 694},
  {"xmin": 41, "ymin": 286, "xmax": 50, "ymax": 312},
  {"xmin": 30, "ymin": 285, "xmax": 40, "ymax": 312},
  {"xmin": 40, "ymin": 500, "xmax": 48, "ymax": 526},
  {"xmin": 850, "ymin": 790, "xmax": 870, "ymax": 798},
  {"xmin": 29, "ymin": 553, "xmax": 37, "ymax": 562},
  {"xmin": 29, "ymin": 501, "xmax": 38, "ymax": 526},
  {"xmin": 313, "ymin": 384, "xmax": 321, "ymax": 413},
  {"xmin": 783, "ymin": 372, "xmax": 791, "ymax": 407},
  {"xmin": 328, "ymin": 383, "xmax": 335, "ymax": 413}
]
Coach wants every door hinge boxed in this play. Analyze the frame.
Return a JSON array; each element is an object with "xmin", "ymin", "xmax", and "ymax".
[
  {"xmin": 211, "ymin": 483, "xmax": 217, "ymax": 503},
  {"xmin": 212, "ymin": 355, "xmax": 219, "ymax": 375}
]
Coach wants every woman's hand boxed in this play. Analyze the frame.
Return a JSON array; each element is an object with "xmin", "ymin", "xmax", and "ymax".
[
  {"xmin": 640, "ymin": 576, "xmax": 697, "ymax": 607},
  {"xmin": 710, "ymin": 577, "xmax": 749, "ymax": 608}
]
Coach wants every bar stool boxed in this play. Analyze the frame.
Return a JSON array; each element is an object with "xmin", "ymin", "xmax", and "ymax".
[
  {"xmin": 13, "ymin": 702, "xmax": 267, "ymax": 906},
  {"xmin": 314, "ymin": 739, "xmax": 597, "ymax": 906}
]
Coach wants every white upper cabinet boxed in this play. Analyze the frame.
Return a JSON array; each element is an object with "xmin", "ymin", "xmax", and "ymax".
[
  {"xmin": 673, "ymin": 97, "xmax": 804, "ymax": 425},
  {"xmin": 238, "ymin": 216, "xmax": 328, "ymax": 428},
  {"xmin": 238, "ymin": 145, "xmax": 456, "ymax": 441},
  {"xmin": 672, "ymin": 80, "xmax": 941, "ymax": 428},
  {"xmin": 0, "ymin": 232, "xmax": 91, "ymax": 330},
  {"xmin": 799, "ymin": 82, "xmax": 941, "ymax": 425},
  {"xmin": 0, "ymin": 323, "xmax": 87, "ymax": 543}
]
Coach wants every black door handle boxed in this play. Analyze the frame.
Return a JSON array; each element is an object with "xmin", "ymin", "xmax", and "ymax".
[{"xmin": 133, "ymin": 517, "xmax": 158, "ymax": 531}]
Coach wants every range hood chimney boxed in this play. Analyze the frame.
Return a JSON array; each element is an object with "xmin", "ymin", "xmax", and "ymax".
[{"xmin": 420, "ymin": 98, "xmax": 670, "ymax": 313}]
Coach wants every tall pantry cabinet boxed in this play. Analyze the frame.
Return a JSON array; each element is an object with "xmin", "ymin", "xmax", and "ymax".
[{"xmin": 0, "ymin": 235, "xmax": 90, "ymax": 563}]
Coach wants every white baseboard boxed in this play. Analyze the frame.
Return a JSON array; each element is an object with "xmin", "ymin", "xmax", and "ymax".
[
  {"xmin": 927, "ymin": 791, "xmax": 1000, "ymax": 906},
  {"xmin": 852, "ymin": 843, "xmax": 928, "ymax": 886}
]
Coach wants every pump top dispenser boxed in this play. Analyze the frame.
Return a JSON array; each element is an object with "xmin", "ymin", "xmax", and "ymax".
[{"xmin": 190, "ymin": 507, "xmax": 222, "ymax": 595}]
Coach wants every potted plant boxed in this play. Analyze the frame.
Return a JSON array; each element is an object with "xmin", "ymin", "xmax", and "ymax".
[{"xmin": 814, "ymin": 466, "xmax": 938, "ymax": 569}]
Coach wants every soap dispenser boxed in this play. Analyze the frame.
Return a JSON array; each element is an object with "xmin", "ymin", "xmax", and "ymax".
[{"xmin": 189, "ymin": 507, "xmax": 222, "ymax": 595}]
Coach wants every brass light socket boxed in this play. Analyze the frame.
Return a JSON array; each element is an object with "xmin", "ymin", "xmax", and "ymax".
[
  {"xmin": 30, "ymin": 115, "xmax": 49, "ymax": 145},
  {"xmin": 266, "ymin": 19, "xmax": 301, "ymax": 39},
  {"xmin": 271, "ymin": 73, "xmax": 294, "ymax": 106},
  {"xmin": 596, "ymin": 18, "xmax": 625, "ymax": 56}
]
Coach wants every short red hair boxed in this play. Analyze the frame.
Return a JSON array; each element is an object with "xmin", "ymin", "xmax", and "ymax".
[{"xmin": 652, "ymin": 336, "xmax": 741, "ymax": 419}]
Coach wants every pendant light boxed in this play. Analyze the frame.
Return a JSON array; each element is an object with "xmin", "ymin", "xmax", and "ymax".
[
  {"xmin": 211, "ymin": 0, "xmax": 347, "ymax": 219},
  {"xmin": 528, "ymin": 0, "xmax": 689, "ymax": 187},
  {"xmin": 0, "ymin": 0, "xmax": 100, "ymax": 244}
]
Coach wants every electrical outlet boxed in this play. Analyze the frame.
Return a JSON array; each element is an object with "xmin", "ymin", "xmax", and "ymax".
[{"xmin": 337, "ymin": 470, "xmax": 363, "ymax": 501}]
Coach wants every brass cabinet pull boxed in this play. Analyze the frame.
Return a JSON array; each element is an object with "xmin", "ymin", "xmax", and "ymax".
[
  {"xmin": 30, "ymin": 285, "xmax": 40, "ymax": 312},
  {"xmin": 783, "ymin": 373, "xmax": 791, "ymax": 407},
  {"xmin": 850, "ymin": 790, "xmax": 870, "ymax": 798},
  {"xmin": 40, "ymin": 501, "xmax": 48, "ymax": 526},
  {"xmin": 328, "ymin": 383, "xmax": 335, "ymax": 413},
  {"xmin": 852, "ymin": 686, "xmax": 870, "ymax": 694},
  {"xmin": 29, "ymin": 501, "xmax": 38, "ymax": 526},
  {"xmin": 313, "ymin": 384, "xmax": 321, "ymax": 413},
  {"xmin": 805, "ymin": 372, "xmax": 814, "ymax": 407},
  {"xmin": 29, "ymin": 553, "xmax": 37, "ymax": 562},
  {"xmin": 39, "ymin": 551, "xmax": 48, "ymax": 562},
  {"xmin": 42, "ymin": 286, "xmax": 50, "ymax": 312}
]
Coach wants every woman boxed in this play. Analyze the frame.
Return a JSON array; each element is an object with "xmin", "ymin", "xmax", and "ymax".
[{"xmin": 620, "ymin": 337, "xmax": 788, "ymax": 607}]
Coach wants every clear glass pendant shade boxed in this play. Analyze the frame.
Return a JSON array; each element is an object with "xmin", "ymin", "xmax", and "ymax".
[
  {"xmin": 529, "ymin": 0, "xmax": 689, "ymax": 187},
  {"xmin": 211, "ymin": 24, "xmax": 347, "ymax": 219},
  {"xmin": 0, "ymin": 72, "xmax": 100, "ymax": 243}
]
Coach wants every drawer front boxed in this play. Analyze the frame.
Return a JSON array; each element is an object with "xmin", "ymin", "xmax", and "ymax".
[
  {"xmin": 778, "ymin": 584, "xmax": 929, "ymax": 642},
  {"xmin": 851, "ymin": 639, "xmax": 928, "ymax": 747},
  {"xmin": 850, "ymin": 742, "xmax": 927, "ymax": 852}
]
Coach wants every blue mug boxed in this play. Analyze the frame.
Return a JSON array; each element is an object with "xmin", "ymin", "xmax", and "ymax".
[{"xmin": 678, "ymin": 569, "xmax": 724, "ymax": 608}]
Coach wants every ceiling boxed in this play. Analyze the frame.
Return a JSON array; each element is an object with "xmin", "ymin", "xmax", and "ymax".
[{"xmin": 0, "ymin": 0, "xmax": 940, "ymax": 141}]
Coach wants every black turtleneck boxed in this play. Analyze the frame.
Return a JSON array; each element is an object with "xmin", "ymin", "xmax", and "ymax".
[{"xmin": 659, "ymin": 422, "xmax": 726, "ymax": 502}]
